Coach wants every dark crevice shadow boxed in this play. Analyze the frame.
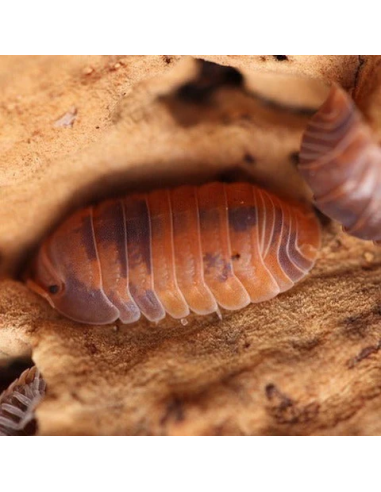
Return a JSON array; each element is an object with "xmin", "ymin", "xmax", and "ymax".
[
  {"xmin": 0, "ymin": 357, "xmax": 34, "ymax": 394},
  {"xmin": 176, "ymin": 60, "xmax": 244, "ymax": 104},
  {"xmin": 161, "ymin": 59, "xmax": 319, "ymax": 128}
]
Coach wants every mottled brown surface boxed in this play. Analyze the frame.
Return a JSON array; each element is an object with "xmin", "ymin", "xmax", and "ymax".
[{"xmin": 1, "ymin": 55, "xmax": 381, "ymax": 436}]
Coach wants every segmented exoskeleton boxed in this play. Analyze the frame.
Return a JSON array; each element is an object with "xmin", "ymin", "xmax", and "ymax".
[
  {"xmin": 0, "ymin": 367, "xmax": 46, "ymax": 437},
  {"xmin": 27, "ymin": 182, "xmax": 321, "ymax": 325},
  {"xmin": 300, "ymin": 85, "xmax": 381, "ymax": 241}
]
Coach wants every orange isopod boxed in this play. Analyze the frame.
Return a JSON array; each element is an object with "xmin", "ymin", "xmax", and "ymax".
[
  {"xmin": 26, "ymin": 182, "xmax": 321, "ymax": 325},
  {"xmin": 300, "ymin": 85, "xmax": 381, "ymax": 241}
]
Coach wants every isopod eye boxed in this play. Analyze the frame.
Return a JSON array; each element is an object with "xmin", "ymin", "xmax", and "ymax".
[{"xmin": 48, "ymin": 285, "xmax": 60, "ymax": 295}]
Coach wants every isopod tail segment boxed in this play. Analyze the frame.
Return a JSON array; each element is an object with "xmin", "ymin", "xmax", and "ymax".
[
  {"xmin": 26, "ymin": 182, "xmax": 321, "ymax": 326},
  {"xmin": 299, "ymin": 84, "xmax": 381, "ymax": 242}
]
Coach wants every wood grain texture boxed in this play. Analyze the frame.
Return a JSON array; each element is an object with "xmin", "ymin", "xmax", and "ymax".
[{"xmin": 1, "ymin": 55, "xmax": 381, "ymax": 436}]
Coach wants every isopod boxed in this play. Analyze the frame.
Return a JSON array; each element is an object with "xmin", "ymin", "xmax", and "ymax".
[
  {"xmin": 26, "ymin": 182, "xmax": 321, "ymax": 325},
  {"xmin": 299, "ymin": 85, "xmax": 381, "ymax": 241},
  {"xmin": 0, "ymin": 366, "xmax": 46, "ymax": 437}
]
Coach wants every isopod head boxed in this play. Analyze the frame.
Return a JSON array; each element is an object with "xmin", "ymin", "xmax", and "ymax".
[
  {"xmin": 27, "ymin": 242, "xmax": 65, "ymax": 308},
  {"xmin": 27, "ymin": 208, "xmax": 120, "ymax": 325}
]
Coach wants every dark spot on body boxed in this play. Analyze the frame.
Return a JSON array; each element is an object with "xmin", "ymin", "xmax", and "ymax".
[
  {"xmin": 57, "ymin": 272, "xmax": 118, "ymax": 324},
  {"xmin": 274, "ymin": 55, "xmax": 288, "ymax": 61},
  {"xmin": 228, "ymin": 207, "xmax": 257, "ymax": 232},
  {"xmin": 163, "ymin": 55, "xmax": 172, "ymax": 64},
  {"xmin": 232, "ymin": 253, "xmax": 241, "ymax": 261},
  {"xmin": 204, "ymin": 252, "xmax": 220, "ymax": 272},
  {"xmin": 204, "ymin": 253, "xmax": 233, "ymax": 282},
  {"xmin": 219, "ymin": 262, "xmax": 233, "ymax": 282}
]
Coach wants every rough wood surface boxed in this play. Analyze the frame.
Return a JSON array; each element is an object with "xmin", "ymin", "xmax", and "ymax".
[{"xmin": 1, "ymin": 55, "xmax": 381, "ymax": 436}]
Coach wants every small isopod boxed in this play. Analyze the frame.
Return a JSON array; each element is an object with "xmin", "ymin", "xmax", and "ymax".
[
  {"xmin": 0, "ymin": 366, "xmax": 46, "ymax": 437},
  {"xmin": 26, "ymin": 182, "xmax": 321, "ymax": 325},
  {"xmin": 299, "ymin": 85, "xmax": 381, "ymax": 241}
]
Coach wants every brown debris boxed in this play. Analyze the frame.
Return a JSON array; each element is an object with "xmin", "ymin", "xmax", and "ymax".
[{"xmin": 1, "ymin": 56, "xmax": 381, "ymax": 436}]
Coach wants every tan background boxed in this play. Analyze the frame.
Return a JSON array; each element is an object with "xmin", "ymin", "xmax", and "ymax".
[{"xmin": 1, "ymin": 55, "xmax": 381, "ymax": 435}]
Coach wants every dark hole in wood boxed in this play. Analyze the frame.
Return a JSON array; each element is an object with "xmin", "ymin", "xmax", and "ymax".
[
  {"xmin": 0, "ymin": 357, "xmax": 34, "ymax": 394},
  {"xmin": 176, "ymin": 60, "xmax": 244, "ymax": 104}
]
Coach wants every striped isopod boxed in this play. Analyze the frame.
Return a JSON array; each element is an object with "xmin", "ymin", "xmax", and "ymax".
[
  {"xmin": 26, "ymin": 182, "xmax": 321, "ymax": 325},
  {"xmin": 299, "ymin": 85, "xmax": 381, "ymax": 241},
  {"xmin": 0, "ymin": 367, "xmax": 46, "ymax": 437}
]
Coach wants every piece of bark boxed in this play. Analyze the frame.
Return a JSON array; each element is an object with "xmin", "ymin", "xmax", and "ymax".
[{"xmin": 1, "ymin": 55, "xmax": 381, "ymax": 436}]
